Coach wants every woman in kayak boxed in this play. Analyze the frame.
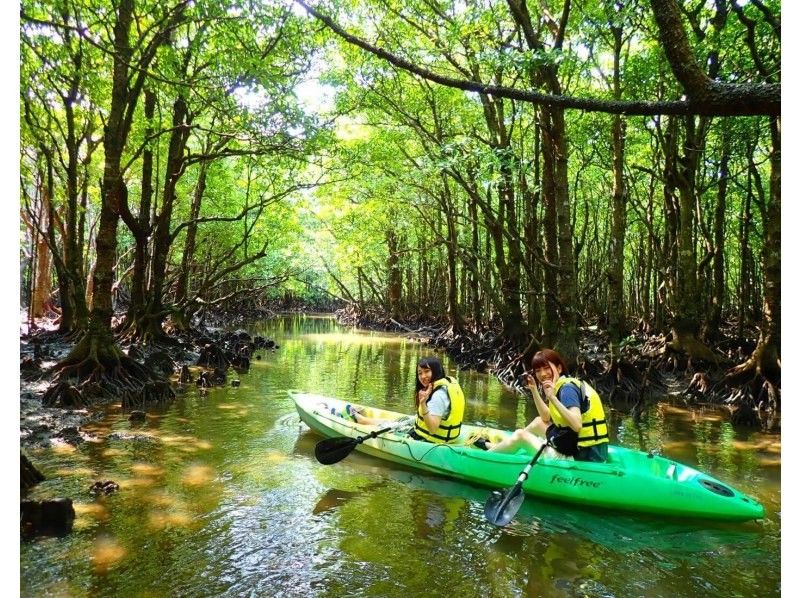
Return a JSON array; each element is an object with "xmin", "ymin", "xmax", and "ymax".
[
  {"xmin": 350, "ymin": 356, "xmax": 465, "ymax": 444},
  {"xmin": 472, "ymin": 349, "xmax": 608, "ymax": 462}
]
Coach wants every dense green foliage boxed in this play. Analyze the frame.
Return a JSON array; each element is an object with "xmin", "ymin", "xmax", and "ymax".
[
  {"xmin": 300, "ymin": 0, "xmax": 779, "ymax": 363},
  {"xmin": 20, "ymin": 0, "xmax": 780, "ymax": 373}
]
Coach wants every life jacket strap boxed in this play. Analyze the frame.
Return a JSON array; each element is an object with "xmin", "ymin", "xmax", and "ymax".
[
  {"xmin": 414, "ymin": 421, "xmax": 462, "ymax": 442},
  {"xmin": 581, "ymin": 418, "xmax": 608, "ymax": 441}
]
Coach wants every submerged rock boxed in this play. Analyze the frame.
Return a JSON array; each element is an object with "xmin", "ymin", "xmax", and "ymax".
[
  {"xmin": 21, "ymin": 498, "xmax": 75, "ymax": 539},
  {"xmin": 21, "ymin": 454, "xmax": 45, "ymax": 491},
  {"xmin": 107, "ymin": 431, "xmax": 159, "ymax": 444},
  {"xmin": 89, "ymin": 480, "xmax": 120, "ymax": 495},
  {"xmin": 55, "ymin": 426, "xmax": 86, "ymax": 446},
  {"xmin": 128, "ymin": 410, "xmax": 146, "ymax": 423}
]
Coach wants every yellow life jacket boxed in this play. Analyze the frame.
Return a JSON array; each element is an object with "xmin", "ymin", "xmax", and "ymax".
[
  {"xmin": 414, "ymin": 376, "xmax": 465, "ymax": 443},
  {"xmin": 549, "ymin": 376, "xmax": 609, "ymax": 448}
]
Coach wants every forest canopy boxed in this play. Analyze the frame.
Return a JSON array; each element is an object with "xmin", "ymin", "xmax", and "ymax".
[{"xmin": 20, "ymin": 0, "xmax": 779, "ymax": 414}]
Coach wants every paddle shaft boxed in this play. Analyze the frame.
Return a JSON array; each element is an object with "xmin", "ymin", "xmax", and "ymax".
[
  {"xmin": 516, "ymin": 441, "xmax": 548, "ymax": 483},
  {"xmin": 491, "ymin": 442, "xmax": 548, "ymax": 518},
  {"xmin": 362, "ymin": 426, "xmax": 395, "ymax": 442}
]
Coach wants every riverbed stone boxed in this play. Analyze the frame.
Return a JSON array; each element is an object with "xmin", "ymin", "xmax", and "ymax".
[
  {"xmin": 21, "ymin": 453, "xmax": 45, "ymax": 490},
  {"xmin": 21, "ymin": 498, "xmax": 75, "ymax": 538},
  {"xmin": 89, "ymin": 480, "xmax": 120, "ymax": 495},
  {"xmin": 128, "ymin": 410, "xmax": 146, "ymax": 423}
]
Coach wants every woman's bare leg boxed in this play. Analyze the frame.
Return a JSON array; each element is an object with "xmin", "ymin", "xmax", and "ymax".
[
  {"xmin": 487, "ymin": 417, "xmax": 548, "ymax": 453},
  {"xmin": 353, "ymin": 412, "xmax": 390, "ymax": 426}
]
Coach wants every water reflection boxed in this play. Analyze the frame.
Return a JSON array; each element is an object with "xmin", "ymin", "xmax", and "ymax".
[
  {"xmin": 21, "ymin": 314, "xmax": 780, "ymax": 597},
  {"xmin": 313, "ymin": 487, "xmax": 364, "ymax": 515}
]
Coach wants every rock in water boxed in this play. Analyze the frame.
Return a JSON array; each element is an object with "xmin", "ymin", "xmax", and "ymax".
[
  {"xmin": 21, "ymin": 498, "xmax": 75, "ymax": 538},
  {"xmin": 20, "ymin": 453, "xmax": 45, "ymax": 490}
]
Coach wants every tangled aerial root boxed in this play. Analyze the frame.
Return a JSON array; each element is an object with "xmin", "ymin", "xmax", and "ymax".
[
  {"xmin": 43, "ymin": 346, "xmax": 174, "ymax": 409},
  {"xmin": 196, "ymin": 343, "xmax": 230, "ymax": 370},
  {"xmin": 718, "ymin": 361, "xmax": 779, "ymax": 431},
  {"xmin": 670, "ymin": 349, "xmax": 780, "ymax": 431}
]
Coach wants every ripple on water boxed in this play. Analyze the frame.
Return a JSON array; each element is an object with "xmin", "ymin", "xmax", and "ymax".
[
  {"xmin": 180, "ymin": 487, "xmax": 340, "ymax": 595},
  {"xmin": 274, "ymin": 412, "xmax": 305, "ymax": 429},
  {"xmin": 20, "ymin": 316, "xmax": 781, "ymax": 597}
]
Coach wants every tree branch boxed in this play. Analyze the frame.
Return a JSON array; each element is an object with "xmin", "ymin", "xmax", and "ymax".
[
  {"xmin": 295, "ymin": 0, "xmax": 778, "ymax": 116},
  {"xmin": 648, "ymin": 0, "xmax": 778, "ymax": 112}
]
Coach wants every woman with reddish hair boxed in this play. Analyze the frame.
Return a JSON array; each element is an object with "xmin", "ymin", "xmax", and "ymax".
[{"xmin": 473, "ymin": 348, "xmax": 609, "ymax": 462}]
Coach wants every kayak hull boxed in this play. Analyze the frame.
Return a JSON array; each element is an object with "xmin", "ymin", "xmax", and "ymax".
[{"xmin": 291, "ymin": 392, "xmax": 765, "ymax": 522}]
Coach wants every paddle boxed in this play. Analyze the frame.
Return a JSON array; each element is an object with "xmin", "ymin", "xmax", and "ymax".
[
  {"xmin": 314, "ymin": 425, "xmax": 397, "ymax": 465},
  {"xmin": 484, "ymin": 441, "xmax": 549, "ymax": 526}
]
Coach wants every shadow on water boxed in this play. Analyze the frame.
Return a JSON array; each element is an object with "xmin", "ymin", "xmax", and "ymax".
[
  {"xmin": 293, "ymin": 426, "xmax": 762, "ymax": 558},
  {"xmin": 407, "ymin": 469, "xmax": 756, "ymax": 553}
]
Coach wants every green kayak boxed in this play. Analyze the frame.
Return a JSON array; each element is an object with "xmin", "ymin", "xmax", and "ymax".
[{"xmin": 290, "ymin": 392, "xmax": 765, "ymax": 522}]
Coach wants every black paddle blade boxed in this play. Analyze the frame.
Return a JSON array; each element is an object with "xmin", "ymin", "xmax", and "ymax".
[
  {"xmin": 314, "ymin": 436, "xmax": 358, "ymax": 465},
  {"xmin": 484, "ymin": 442, "xmax": 548, "ymax": 526},
  {"xmin": 484, "ymin": 483, "xmax": 525, "ymax": 526},
  {"xmin": 314, "ymin": 425, "xmax": 397, "ymax": 465}
]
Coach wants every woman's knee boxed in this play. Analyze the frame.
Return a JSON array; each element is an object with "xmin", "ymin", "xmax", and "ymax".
[
  {"xmin": 517, "ymin": 429, "xmax": 539, "ymax": 445},
  {"xmin": 527, "ymin": 418, "xmax": 547, "ymax": 436}
]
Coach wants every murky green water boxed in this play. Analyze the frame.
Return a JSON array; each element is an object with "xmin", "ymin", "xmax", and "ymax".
[{"xmin": 21, "ymin": 315, "xmax": 780, "ymax": 597}]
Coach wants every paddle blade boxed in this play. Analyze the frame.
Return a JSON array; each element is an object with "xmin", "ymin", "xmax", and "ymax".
[
  {"xmin": 314, "ymin": 425, "xmax": 398, "ymax": 465},
  {"xmin": 484, "ymin": 483, "xmax": 525, "ymax": 526},
  {"xmin": 314, "ymin": 437, "xmax": 358, "ymax": 465}
]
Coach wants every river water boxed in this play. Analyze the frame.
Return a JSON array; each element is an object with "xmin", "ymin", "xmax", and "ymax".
[{"xmin": 21, "ymin": 315, "xmax": 780, "ymax": 597}]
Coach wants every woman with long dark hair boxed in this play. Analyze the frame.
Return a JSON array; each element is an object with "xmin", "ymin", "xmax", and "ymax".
[
  {"xmin": 408, "ymin": 356, "xmax": 465, "ymax": 443},
  {"xmin": 351, "ymin": 356, "xmax": 465, "ymax": 444}
]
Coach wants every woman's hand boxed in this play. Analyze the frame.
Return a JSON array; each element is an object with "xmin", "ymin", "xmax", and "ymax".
[
  {"xmin": 527, "ymin": 375, "xmax": 550, "ymax": 422},
  {"xmin": 525, "ymin": 374, "xmax": 543, "ymax": 398},
  {"xmin": 417, "ymin": 385, "xmax": 432, "ymax": 406},
  {"xmin": 540, "ymin": 363, "xmax": 560, "ymax": 397}
]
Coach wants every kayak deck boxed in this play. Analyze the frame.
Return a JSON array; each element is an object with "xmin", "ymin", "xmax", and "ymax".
[{"xmin": 290, "ymin": 392, "xmax": 765, "ymax": 522}]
